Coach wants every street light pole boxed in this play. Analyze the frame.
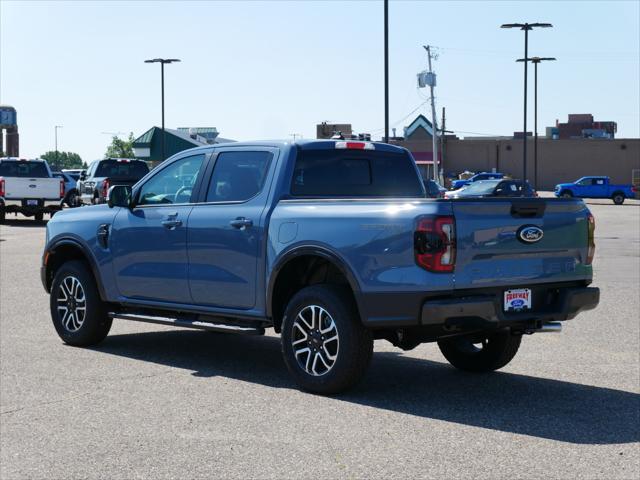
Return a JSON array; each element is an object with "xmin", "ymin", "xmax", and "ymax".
[
  {"xmin": 54, "ymin": 125, "xmax": 63, "ymax": 169},
  {"xmin": 144, "ymin": 58, "xmax": 181, "ymax": 162},
  {"xmin": 517, "ymin": 56, "xmax": 556, "ymax": 189},
  {"xmin": 501, "ymin": 22, "xmax": 552, "ymax": 182},
  {"xmin": 384, "ymin": 0, "xmax": 389, "ymax": 143}
]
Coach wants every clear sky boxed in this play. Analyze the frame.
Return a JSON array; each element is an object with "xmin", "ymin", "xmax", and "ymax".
[{"xmin": 1, "ymin": 0, "xmax": 638, "ymax": 161}]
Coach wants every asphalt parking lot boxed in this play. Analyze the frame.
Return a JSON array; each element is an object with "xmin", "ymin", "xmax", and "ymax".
[{"xmin": 1, "ymin": 200, "xmax": 638, "ymax": 479}]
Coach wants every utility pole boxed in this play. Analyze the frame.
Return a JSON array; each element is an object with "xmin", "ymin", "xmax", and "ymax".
[
  {"xmin": 383, "ymin": 0, "xmax": 389, "ymax": 143},
  {"xmin": 439, "ymin": 107, "xmax": 454, "ymax": 185},
  {"xmin": 501, "ymin": 22, "xmax": 552, "ymax": 182},
  {"xmin": 423, "ymin": 45, "xmax": 439, "ymax": 182}
]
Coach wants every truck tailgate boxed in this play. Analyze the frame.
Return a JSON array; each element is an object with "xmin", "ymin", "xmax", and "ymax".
[
  {"xmin": 4, "ymin": 177, "xmax": 61, "ymax": 200},
  {"xmin": 452, "ymin": 198, "xmax": 592, "ymax": 289}
]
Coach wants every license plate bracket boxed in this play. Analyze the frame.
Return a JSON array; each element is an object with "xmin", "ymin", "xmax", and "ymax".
[{"xmin": 504, "ymin": 288, "xmax": 532, "ymax": 312}]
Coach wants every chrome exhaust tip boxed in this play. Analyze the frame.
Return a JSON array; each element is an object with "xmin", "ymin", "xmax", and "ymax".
[{"xmin": 536, "ymin": 322, "xmax": 563, "ymax": 333}]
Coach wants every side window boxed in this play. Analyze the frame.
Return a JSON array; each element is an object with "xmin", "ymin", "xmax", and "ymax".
[
  {"xmin": 594, "ymin": 178, "xmax": 604, "ymax": 185},
  {"xmin": 137, "ymin": 154, "xmax": 205, "ymax": 206},
  {"xmin": 205, "ymin": 151, "xmax": 272, "ymax": 202},
  {"xmin": 578, "ymin": 178, "xmax": 591, "ymax": 186}
]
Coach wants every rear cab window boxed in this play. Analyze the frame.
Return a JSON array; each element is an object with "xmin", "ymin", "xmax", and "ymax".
[
  {"xmin": 95, "ymin": 160, "xmax": 149, "ymax": 179},
  {"xmin": 291, "ymin": 148, "xmax": 424, "ymax": 197},
  {"xmin": 0, "ymin": 161, "xmax": 49, "ymax": 178}
]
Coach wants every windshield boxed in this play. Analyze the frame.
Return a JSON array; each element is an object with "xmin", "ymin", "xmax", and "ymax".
[
  {"xmin": 94, "ymin": 160, "xmax": 149, "ymax": 179},
  {"xmin": 459, "ymin": 180, "xmax": 501, "ymax": 195},
  {"xmin": 0, "ymin": 161, "xmax": 49, "ymax": 178}
]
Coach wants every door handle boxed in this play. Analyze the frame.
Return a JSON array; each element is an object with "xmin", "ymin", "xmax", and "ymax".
[
  {"xmin": 161, "ymin": 219, "xmax": 183, "ymax": 229},
  {"xmin": 229, "ymin": 217, "xmax": 253, "ymax": 229}
]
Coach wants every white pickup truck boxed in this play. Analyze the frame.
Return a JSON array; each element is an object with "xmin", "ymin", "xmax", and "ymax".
[{"xmin": 0, "ymin": 158, "xmax": 65, "ymax": 222}]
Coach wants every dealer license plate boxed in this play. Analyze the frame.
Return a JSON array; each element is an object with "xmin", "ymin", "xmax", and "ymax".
[
  {"xmin": 504, "ymin": 288, "xmax": 532, "ymax": 312},
  {"xmin": 27, "ymin": 200, "xmax": 38, "ymax": 206}
]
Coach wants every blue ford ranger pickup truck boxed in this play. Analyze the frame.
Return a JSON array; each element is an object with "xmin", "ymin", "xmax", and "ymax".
[{"xmin": 42, "ymin": 140, "xmax": 599, "ymax": 394}]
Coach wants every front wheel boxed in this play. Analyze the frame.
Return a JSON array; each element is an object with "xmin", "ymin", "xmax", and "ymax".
[
  {"xmin": 50, "ymin": 260, "xmax": 112, "ymax": 346},
  {"xmin": 612, "ymin": 193, "xmax": 625, "ymax": 205},
  {"xmin": 437, "ymin": 331, "xmax": 522, "ymax": 373},
  {"xmin": 281, "ymin": 285, "xmax": 373, "ymax": 394},
  {"xmin": 34, "ymin": 212, "xmax": 44, "ymax": 222}
]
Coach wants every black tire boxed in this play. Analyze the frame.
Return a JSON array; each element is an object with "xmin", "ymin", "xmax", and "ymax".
[
  {"xmin": 50, "ymin": 260, "xmax": 112, "ymax": 346},
  {"xmin": 65, "ymin": 190, "xmax": 79, "ymax": 207},
  {"xmin": 437, "ymin": 331, "xmax": 522, "ymax": 373},
  {"xmin": 281, "ymin": 285, "xmax": 373, "ymax": 395},
  {"xmin": 34, "ymin": 212, "xmax": 44, "ymax": 222},
  {"xmin": 560, "ymin": 191, "xmax": 573, "ymax": 198},
  {"xmin": 0, "ymin": 208, "xmax": 5, "ymax": 223},
  {"xmin": 612, "ymin": 192, "xmax": 625, "ymax": 205}
]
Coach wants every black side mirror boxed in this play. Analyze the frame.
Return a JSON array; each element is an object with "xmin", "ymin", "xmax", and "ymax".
[
  {"xmin": 107, "ymin": 185, "xmax": 132, "ymax": 209},
  {"xmin": 79, "ymin": 172, "xmax": 87, "ymax": 181}
]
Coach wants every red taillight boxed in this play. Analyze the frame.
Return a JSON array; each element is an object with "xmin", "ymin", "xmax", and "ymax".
[
  {"xmin": 60, "ymin": 180, "xmax": 65, "ymax": 199},
  {"xmin": 586, "ymin": 212, "xmax": 595, "ymax": 265},
  {"xmin": 102, "ymin": 179, "xmax": 110, "ymax": 198},
  {"xmin": 0, "ymin": 178, "xmax": 5, "ymax": 197},
  {"xmin": 414, "ymin": 215, "xmax": 456, "ymax": 272},
  {"xmin": 335, "ymin": 141, "xmax": 375, "ymax": 150},
  {"xmin": 632, "ymin": 186, "xmax": 638, "ymax": 193}
]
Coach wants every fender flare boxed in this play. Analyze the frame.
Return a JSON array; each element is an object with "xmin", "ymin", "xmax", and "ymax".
[
  {"xmin": 266, "ymin": 244, "xmax": 363, "ymax": 320},
  {"xmin": 45, "ymin": 236, "xmax": 107, "ymax": 300}
]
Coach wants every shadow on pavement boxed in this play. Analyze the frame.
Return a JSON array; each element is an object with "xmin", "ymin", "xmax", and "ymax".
[
  {"xmin": 0, "ymin": 219, "xmax": 48, "ymax": 227},
  {"xmin": 93, "ymin": 329, "xmax": 639, "ymax": 445}
]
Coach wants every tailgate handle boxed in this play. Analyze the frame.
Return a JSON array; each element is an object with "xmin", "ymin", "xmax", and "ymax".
[{"xmin": 510, "ymin": 201, "xmax": 545, "ymax": 218}]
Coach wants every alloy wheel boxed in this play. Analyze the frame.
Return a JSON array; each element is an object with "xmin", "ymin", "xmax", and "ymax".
[
  {"xmin": 56, "ymin": 275, "xmax": 87, "ymax": 332},
  {"xmin": 291, "ymin": 305, "xmax": 339, "ymax": 376}
]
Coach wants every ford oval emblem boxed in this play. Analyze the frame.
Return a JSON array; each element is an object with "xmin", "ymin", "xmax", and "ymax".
[{"xmin": 517, "ymin": 225, "xmax": 544, "ymax": 244}]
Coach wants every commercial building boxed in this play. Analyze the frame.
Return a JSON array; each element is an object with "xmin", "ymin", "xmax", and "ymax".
[
  {"xmin": 132, "ymin": 126, "xmax": 234, "ymax": 166},
  {"xmin": 387, "ymin": 114, "xmax": 638, "ymax": 190},
  {"xmin": 551, "ymin": 114, "xmax": 617, "ymax": 139},
  {"xmin": 316, "ymin": 122, "xmax": 353, "ymax": 139}
]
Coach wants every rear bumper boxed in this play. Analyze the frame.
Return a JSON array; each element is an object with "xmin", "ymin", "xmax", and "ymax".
[
  {"xmin": 359, "ymin": 283, "xmax": 599, "ymax": 329},
  {"xmin": 421, "ymin": 286, "xmax": 599, "ymax": 327},
  {"xmin": 1, "ymin": 197, "xmax": 63, "ymax": 211}
]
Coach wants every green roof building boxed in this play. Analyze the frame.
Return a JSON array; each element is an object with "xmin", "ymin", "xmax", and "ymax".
[{"xmin": 132, "ymin": 126, "xmax": 234, "ymax": 166}]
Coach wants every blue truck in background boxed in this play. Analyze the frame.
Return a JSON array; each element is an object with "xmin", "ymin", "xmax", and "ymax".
[
  {"xmin": 41, "ymin": 140, "xmax": 599, "ymax": 394},
  {"xmin": 555, "ymin": 176, "xmax": 637, "ymax": 205}
]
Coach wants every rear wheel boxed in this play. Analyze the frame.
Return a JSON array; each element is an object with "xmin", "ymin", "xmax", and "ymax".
[
  {"xmin": 0, "ymin": 207, "xmax": 5, "ymax": 223},
  {"xmin": 560, "ymin": 191, "xmax": 573, "ymax": 198},
  {"xmin": 281, "ymin": 285, "xmax": 373, "ymax": 394},
  {"xmin": 34, "ymin": 212, "xmax": 44, "ymax": 222},
  {"xmin": 50, "ymin": 260, "xmax": 112, "ymax": 346},
  {"xmin": 612, "ymin": 193, "xmax": 625, "ymax": 205},
  {"xmin": 437, "ymin": 331, "xmax": 521, "ymax": 373},
  {"xmin": 65, "ymin": 190, "xmax": 79, "ymax": 207}
]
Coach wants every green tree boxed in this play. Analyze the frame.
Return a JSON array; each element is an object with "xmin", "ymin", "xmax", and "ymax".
[
  {"xmin": 40, "ymin": 151, "xmax": 84, "ymax": 170},
  {"xmin": 105, "ymin": 132, "xmax": 135, "ymax": 159}
]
